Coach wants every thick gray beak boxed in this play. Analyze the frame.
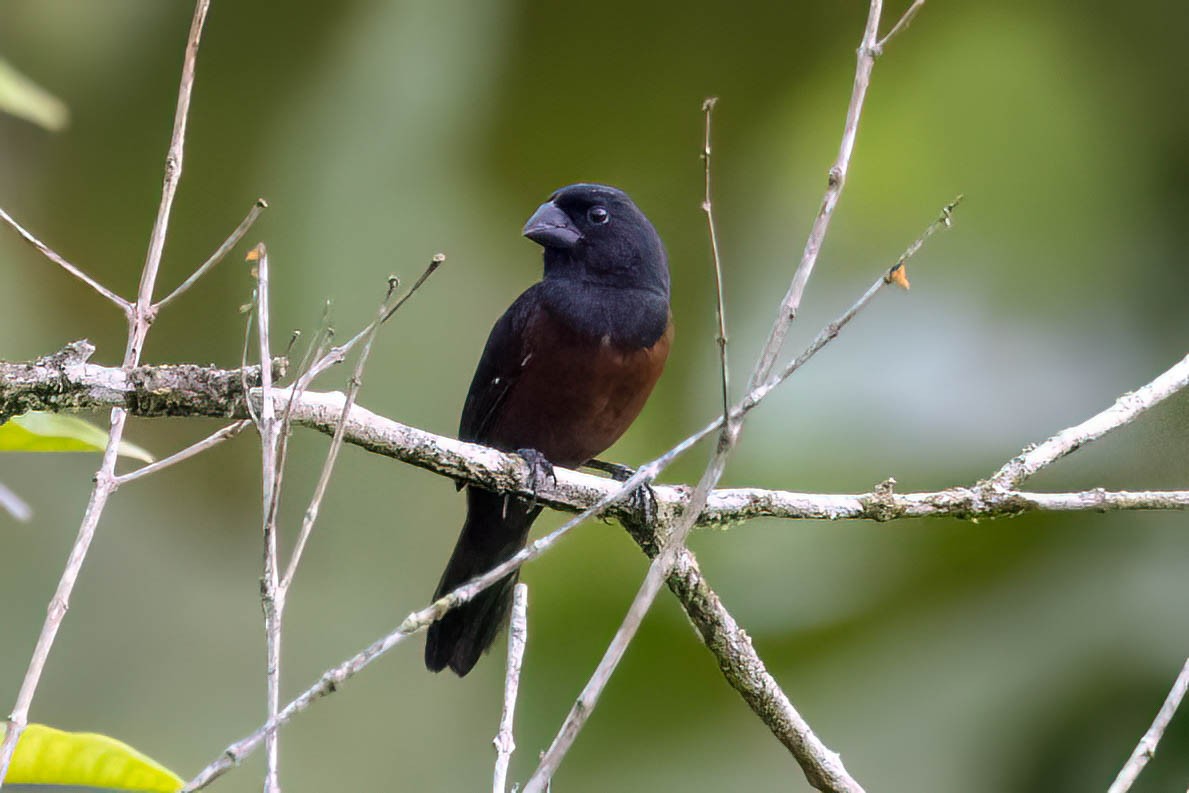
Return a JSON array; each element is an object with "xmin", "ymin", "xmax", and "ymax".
[{"xmin": 522, "ymin": 201, "xmax": 581, "ymax": 249}]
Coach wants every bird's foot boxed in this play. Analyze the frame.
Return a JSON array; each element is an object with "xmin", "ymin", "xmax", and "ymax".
[
  {"xmin": 515, "ymin": 448, "xmax": 556, "ymax": 509},
  {"xmin": 586, "ymin": 458, "xmax": 658, "ymax": 527}
]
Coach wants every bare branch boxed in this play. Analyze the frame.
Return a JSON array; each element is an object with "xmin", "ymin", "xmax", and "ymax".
[
  {"xmin": 0, "ymin": 1, "xmax": 213, "ymax": 783},
  {"xmin": 876, "ymin": 0, "xmax": 927, "ymax": 52},
  {"xmin": 133, "ymin": 0, "xmax": 211, "ymax": 323},
  {"xmin": 493, "ymin": 583, "xmax": 528, "ymax": 793},
  {"xmin": 299, "ymin": 254, "xmax": 445, "ymax": 389},
  {"xmin": 1108, "ymin": 657, "xmax": 1189, "ymax": 793},
  {"xmin": 279, "ymin": 277, "xmax": 400, "ymax": 593},
  {"xmin": 701, "ymin": 97, "xmax": 731, "ymax": 421},
  {"xmin": 4, "ymin": 342, "xmax": 1182, "ymax": 531},
  {"xmin": 3, "ymin": 354, "xmax": 1182, "ymax": 522},
  {"xmin": 155, "ymin": 198, "xmax": 269, "ymax": 310},
  {"xmin": 988, "ymin": 353, "xmax": 1189, "ymax": 490},
  {"xmin": 247, "ymin": 243, "xmax": 285, "ymax": 793},
  {"xmin": 113, "ymin": 420, "xmax": 250, "ymax": 486},
  {"xmin": 746, "ymin": 0, "xmax": 887, "ymax": 390},
  {"xmin": 0, "ymin": 206, "xmax": 129, "ymax": 311},
  {"xmin": 623, "ymin": 525, "xmax": 865, "ymax": 793}
]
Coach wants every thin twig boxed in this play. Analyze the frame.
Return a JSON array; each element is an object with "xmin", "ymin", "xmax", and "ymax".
[
  {"xmin": 248, "ymin": 243, "xmax": 284, "ymax": 793},
  {"xmin": 156, "ymin": 198, "xmax": 269, "ymax": 310},
  {"xmin": 113, "ymin": 420, "xmax": 251, "ymax": 486},
  {"xmin": 876, "ymin": 0, "xmax": 927, "ymax": 52},
  {"xmin": 988, "ymin": 352, "xmax": 1189, "ymax": 490},
  {"xmin": 493, "ymin": 583, "xmax": 529, "ymax": 793},
  {"xmin": 747, "ymin": 0, "xmax": 886, "ymax": 390},
  {"xmin": 382, "ymin": 254, "xmax": 445, "ymax": 323},
  {"xmin": 701, "ymin": 97, "xmax": 730, "ymax": 422},
  {"xmin": 0, "ymin": 2, "xmax": 212, "ymax": 784},
  {"xmin": 298, "ymin": 254, "xmax": 445, "ymax": 389},
  {"xmin": 1108, "ymin": 657, "xmax": 1189, "ymax": 793},
  {"xmin": 263, "ymin": 322, "xmax": 333, "ymax": 552},
  {"xmin": 132, "ymin": 0, "xmax": 211, "ymax": 332},
  {"xmin": 279, "ymin": 276, "xmax": 401, "ymax": 593},
  {"xmin": 0, "ymin": 206, "xmax": 129, "ymax": 311},
  {"xmin": 741, "ymin": 196, "xmax": 963, "ymax": 419}
]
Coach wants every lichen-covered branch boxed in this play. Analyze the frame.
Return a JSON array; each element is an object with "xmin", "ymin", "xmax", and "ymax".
[{"xmin": 3, "ymin": 345, "xmax": 1184, "ymax": 523}]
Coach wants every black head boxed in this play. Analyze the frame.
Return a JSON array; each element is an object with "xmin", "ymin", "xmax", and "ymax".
[{"xmin": 522, "ymin": 183, "xmax": 669, "ymax": 298}]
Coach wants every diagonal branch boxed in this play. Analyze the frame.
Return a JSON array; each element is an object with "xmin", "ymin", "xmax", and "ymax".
[
  {"xmin": 1107, "ymin": 657, "xmax": 1189, "ymax": 793},
  {"xmin": 987, "ymin": 353, "xmax": 1189, "ymax": 490},
  {"xmin": 155, "ymin": 198, "xmax": 269, "ymax": 310},
  {"xmin": 0, "ymin": 206, "xmax": 129, "ymax": 311},
  {"xmin": 876, "ymin": 0, "xmax": 927, "ymax": 52},
  {"xmin": 113, "ymin": 420, "xmax": 251, "ymax": 486},
  {"xmin": 747, "ymin": 0, "xmax": 887, "ymax": 390}
]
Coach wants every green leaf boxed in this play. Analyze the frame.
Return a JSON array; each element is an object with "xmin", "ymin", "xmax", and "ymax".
[
  {"xmin": 0, "ymin": 413, "xmax": 154, "ymax": 463},
  {"xmin": 0, "ymin": 58, "xmax": 69, "ymax": 132},
  {"xmin": 0, "ymin": 723, "xmax": 182, "ymax": 792}
]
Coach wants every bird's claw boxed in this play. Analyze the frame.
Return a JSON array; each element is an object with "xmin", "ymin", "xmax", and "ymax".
[
  {"xmin": 516, "ymin": 448, "xmax": 556, "ymax": 509},
  {"xmin": 586, "ymin": 458, "xmax": 658, "ymax": 527}
]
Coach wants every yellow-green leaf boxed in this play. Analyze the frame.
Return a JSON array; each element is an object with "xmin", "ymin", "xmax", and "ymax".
[
  {"xmin": 0, "ymin": 413, "xmax": 154, "ymax": 463},
  {"xmin": 0, "ymin": 723, "xmax": 182, "ymax": 792},
  {"xmin": 0, "ymin": 58, "xmax": 69, "ymax": 132}
]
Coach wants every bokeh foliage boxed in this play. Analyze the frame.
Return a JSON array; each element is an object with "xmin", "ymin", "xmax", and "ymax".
[{"xmin": 1, "ymin": 1, "xmax": 1186, "ymax": 791}]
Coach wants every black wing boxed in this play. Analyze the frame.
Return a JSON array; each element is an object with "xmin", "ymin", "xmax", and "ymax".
[{"xmin": 458, "ymin": 284, "xmax": 543, "ymax": 445}]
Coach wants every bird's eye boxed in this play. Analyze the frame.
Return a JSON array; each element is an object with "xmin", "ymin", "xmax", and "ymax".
[{"xmin": 587, "ymin": 206, "xmax": 610, "ymax": 225}]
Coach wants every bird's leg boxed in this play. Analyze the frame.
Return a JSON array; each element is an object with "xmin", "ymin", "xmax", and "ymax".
[
  {"xmin": 584, "ymin": 458, "xmax": 657, "ymax": 528},
  {"xmin": 584, "ymin": 458, "xmax": 635, "ymax": 480},
  {"xmin": 515, "ymin": 448, "xmax": 556, "ymax": 510}
]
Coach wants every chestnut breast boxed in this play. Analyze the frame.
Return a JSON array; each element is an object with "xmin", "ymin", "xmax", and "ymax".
[{"xmin": 485, "ymin": 303, "xmax": 673, "ymax": 468}]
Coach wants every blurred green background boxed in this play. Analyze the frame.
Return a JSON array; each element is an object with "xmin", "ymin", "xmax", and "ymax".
[{"xmin": 2, "ymin": 1, "xmax": 1188, "ymax": 791}]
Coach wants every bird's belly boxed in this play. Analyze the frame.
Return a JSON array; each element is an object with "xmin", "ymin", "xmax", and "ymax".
[{"xmin": 487, "ymin": 331, "xmax": 670, "ymax": 468}]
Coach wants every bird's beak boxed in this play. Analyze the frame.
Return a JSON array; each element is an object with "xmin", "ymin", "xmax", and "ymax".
[{"xmin": 522, "ymin": 201, "xmax": 581, "ymax": 249}]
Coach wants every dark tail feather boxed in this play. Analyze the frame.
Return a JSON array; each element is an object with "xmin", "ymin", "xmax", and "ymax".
[{"xmin": 426, "ymin": 487, "xmax": 541, "ymax": 676}]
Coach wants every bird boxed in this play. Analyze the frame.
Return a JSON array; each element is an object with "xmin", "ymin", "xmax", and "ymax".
[{"xmin": 425, "ymin": 183, "xmax": 673, "ymax": 676}]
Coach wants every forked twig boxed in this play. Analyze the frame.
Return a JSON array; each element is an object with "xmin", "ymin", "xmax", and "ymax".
[{"xmin": 0, "ymin": 1, "xmax": 213, "ymax": 784}]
